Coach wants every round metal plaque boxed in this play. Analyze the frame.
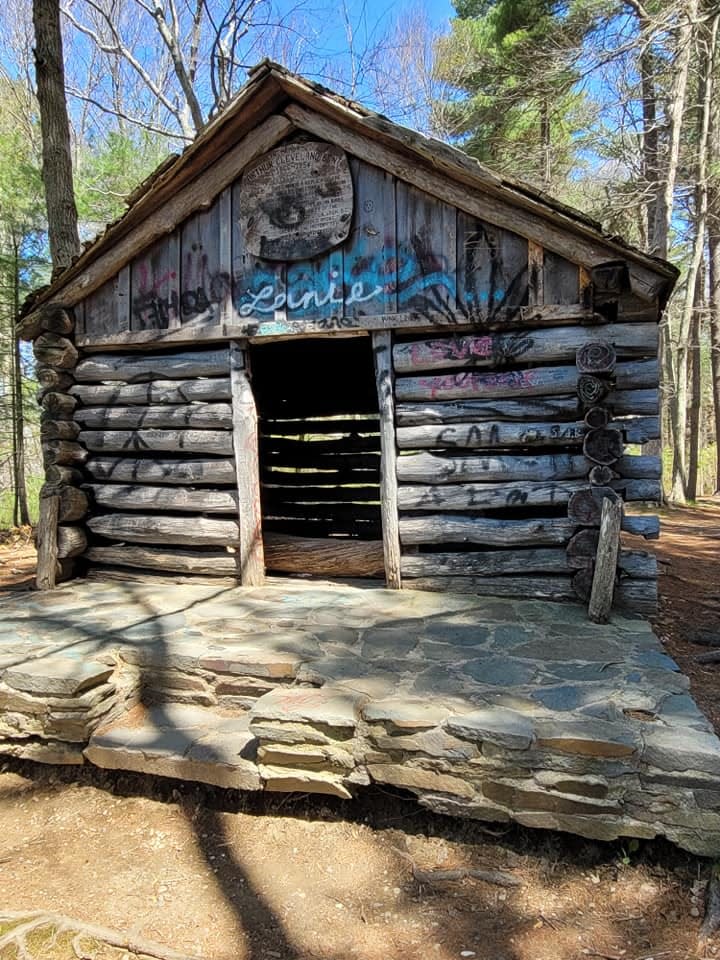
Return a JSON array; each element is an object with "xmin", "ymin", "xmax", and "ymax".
[{"xmin": 238, "ymin": 142, "xmax": 354, "ymax": 261}]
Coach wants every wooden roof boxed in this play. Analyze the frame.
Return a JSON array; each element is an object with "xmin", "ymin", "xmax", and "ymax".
[{"xmin": 20, "ymin": 61, "xmax": 677, "ymax": 334}]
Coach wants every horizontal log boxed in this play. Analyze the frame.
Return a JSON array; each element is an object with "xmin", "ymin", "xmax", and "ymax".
[
  {"xmin": 264, "ymin": 533, "xmax": 384, "ymax": 577},
  {"xmin": 79, "ymin": 429, "xmax": 233, "ymax": 455},
  {"xmin": 396, "ymin": 420, "xmax": 587, "ymax": 450},
  {"xmin": 588, "ymin": 465, "xmax": 616, "ymax": 485},
  {"xmin": 621, "ymin": 514, "xmax": 659, "ymax": 539},
  {"xmin": 263, "ymin": 417, "xmax": 380, "ymax": 435},
  {"xmin": 40, "ymin": 419, "xmax": 81, "ymax": 442},
  {"xmin": 262, "ymin": 517, "xmax": 382, "ymax": 539},
  {"xmin": 615, "ymin": 578, "xmax": 658, "ymax": 614},
  {"xmin": 18, "ymin": 303, "xmax": 74, "ymax": 341},
  {"xmin": 576, "ymin": 340, "xmax": 616, "ymax": 374},
  {"xmin": 44, "ymin": 485, "xmax": 89, "ymax": 522},
  {"xmin": 395, "ymin": 360, "xmax": 657, "ymax": 403},
  {"xmin": 85, "ymin": 483, "xmax": 238, "ymax": 513},
  {"xmin": 611, "ymin": 478, "xmax": 662, "ymax": 501},
  {"xmin": 74, "ymin": 403, "xmax": 232, "ymax": 430},
  {"xmin": 583, "ymin": 428, "xmax": 623, "ymax": 466},
  {"xmin": 403, "ymin": 575, "xmax": 577, "ymax": 601},
  {"xmin": 263, "ymin": 501, "xmax": 381, "ymax": 521},
  {"xmin": 584, "ymin": 407, "xmax": 610, "ymax": 429},
  {"xmin": 615, "ymin": 455, "xmax": 661, "ymax": 480},
  {"xmin": 260, "ymin": 435, "xmax": 380, "ymax": 456},
  {"xmin": 85, "ymin": 544, "xmax": 237, "ymax": 577},
  {"xmin": 87, "ymin": 513, "xmax": 239, "ymax": 546},
  {"xmin": 617, "ymin": 416, "xmax": 660, "ymax": 443},
  {"xmin": 37, "ymin": 367, "xmax": 74, "ymax": 397},
  {"xmin": 396, "ymin": 396, "xmax": 580, "ymax": 426},
  {"xmin": 577, "ymin": 374, "xmax": 608, "ymax": 407},
  {"xmin": 262, "ymin": 467, "xmax": 380, "ymax": 485},
  {"xmin": 41, "ymin": 391, "xmax": 77, "ymax": 419},
  {"xmin": 85, "ymin": 456, "xmax": 236, "ymax": 485},
  {"xmin": 399, "ymin": 515, "xmax": 578, "ymax": 547},
  {"xmin": 46, "ymin": 465, "xmax": 84, "ymax": 486},
  {"xmin": 392, "ymin": 323, "xmax": 657, "ymax": 373},
  {"xmin": 262, "ymin": 484, "xmax": 380, "ymax": 502},
  {"xmin": 619, "ymin": 550, "xmax": 658, "ymax": 579},
  {"xmin": 398, "ymin": 479, "xmax": 587, "ymax": 512},
  {"xmin": 262, "ymin": 450, "xmax": 381, "ymax": 470},
  {"xmin": 74, "ymin": 348, "xmax": 230, "ymax": 383},
  {"xmin": 33, "ymin": 333, "xmax": 78, "ymax": 370},
  {"xmin": 396, "ymin": 452, "xmax": 589, "ymax": 485},
  {"xmin": 401, "ymin": 549, "xmax": 572, "ymax": 577},
  {"xmin": 43, "ymin": 440, "xmax": 88, "ymax": 467},
  {"xmin": 57, "ymin": 525, "xmax": 87, "ymax": 559},
  {"xmin": 70, "ymin": 378, "xmax": 232, "ymax": 406},
  {"xmin": 608, "ymin": 389, "xmax": 658, "ymax": 416},
  {"xmin": 567, "ymin": 486, "xmax": 620, "ymax": 523}
]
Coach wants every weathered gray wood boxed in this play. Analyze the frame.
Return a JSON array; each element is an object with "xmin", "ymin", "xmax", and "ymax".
[
  {"xmin": 392, "ymin": 324, "xmax": 657, "ymax": 373},
  {"xmin": 588, "ymin": 465, "xmax": 616, "ymax": 486},
  {"xmin": 620, "ymin": 550, "xmax": 658, "ymax": 579},
  {"xmin": 84, "ymin": 456, "xmax": 237, "ymax": 485},
  {"xmin": 57, "ymin": 525, "xmax": 88, "ymax": 559},
  {"xmin": 583, "ymin": 428, "xmax": 623, "ymax": 466},
  {"xmin": 395, "ymin": 359, "xmax": 657, "ymax": 403},
  {"xmin": 396, "ymin": 396, "xmax": 580, "ymax": 426},
  {"xmin": 568, "ymin": 486, "xmax": 620, "ymax": 523},
  {"xmin": 611, "ymin": 478, "xmax": 662, "ymax": 501},
  {"xmin": 566, "ymin": 529, "xmax": 598, "ymax": 568},
  {"xmin": 577, "ymin": 374, "xmax": 608, "ymax": 407},
  {"xmin": 527, "ymin": 240, "xmax": 544, "ymax": 305},
  {"xmin": 401, "ymin": 549, "xmax": 571, "ymax": 577},
  {"xmin": 615, "ymin": 578, "xmax": 658, "ymax": 614},
  {"xmin": 41, "ymin": 391, "xmax": 77, "ymax": 419},
  {"xmin": 264, "ymin": 533, "xmax": 385, "ymax": 577},
  {"xmin": 618, "ymin": 416, "xmax": 661, "ymax": 443},
  {"xmin": 87, "ymin": 513, "xmax": 239, "ymax": 546},
  {"xmin": 23, "ymin": 113, "xmax": 294, "ymax": 325},
  {"xmin": 262, "ymin": 484, "xmax": 380, "ymax": 502},
  {"xmin": 622, "ymin": 514, "xmax": 660, "ymax": 539},
  {"xmin": 74, "ymin": 348, "xmax": 230, "ymax": 383},
  {"xmin": 230, "ymin": 341, "xmax": 264, "ymax": 586},
  {"xmin": 588, "ymin": 497, "xmax": 623, "ymax": 623},
  {"xmin": 35, "ymin": 493, "xmax": 60, "ymax": 590},
  {"xmin": 373, "ymin": 330, "xmax": 401, "ymax": 588},
  {"xmin": 17, "ymin": 303, "xmax": 74, "ymax": 341},
  {"xmin": 615, "ymin": 455, "xmax": 662, "ymax": 479},
  {"xmin": 37, "ymin": 367, "xmax": 74, "ymax": 397},
  {"xmin": 263, "ymin": 416, "xmax": 380, "ymax": 435},
  {"xmin": 78, "ymin": 429, "xmax": 233, "ymax": 455},
  {"xmin": 46, "ymin": 465, "xmax": 83, "ymax": 486},
  {"xmin": 40, "ymin": 420, "xmax": 80, "ymax": 442},
  {"xmin": 74, "ymin": 403, "xmax": 232, "ymax": 430},
  {"xmin": 609, "ymin": 389, "xmax": 659, "ymax": 416},
  {"xmin": 43, "ymin": 440, "xmax": 88, "ymax": 467},
  {"xmin": 86, "ymin": 483, "xmax": 238, "ymax": 514},
  {"xmin": 396, "ymin": 420, "xmax": 587, "ymax": 450},
  {"xmin": 84, "ymin": 544, "xmax": 237, "ymax": 576},
  {"xmin": 576, "ymin": 341, "xmax": 617, "ymax": 374},
  {"xmin": 404, "ymin": 575, "xmax": 577, "ymax": 601},
  {"xmin": 399, "ymin": 515, "xmax": 577, "ymax": 547},
  {"xmin": 396, "ymin": 182, "xmax": 456, "ymax": 312},
  {"xmin": 396, "ymin": 451, "xmax": 589, "ymax": 484},
  {"xmin": 584, "ymin": 407, "xmax": 610, "ymax": 429},
  {"xmin": 70, "ymin": 378, "xmax": 231, "ymax": 406},
  {"xmin": 398, "ymin": 479, "xmax": 587, "ymax": 512},
  {"xmin": 284, "ymin": 102, "xmax": 673, "ymax": 309},
  {"xmin": 33, "ymin": 333, "xmax": 78, "ymax": 369},
  {"xmin": 50, "ymin": 485, "xmax": 89, "ymax": 522},
  {"xmin": 544, "ymin": 250, "xmax": 579, "ymax": 304}
]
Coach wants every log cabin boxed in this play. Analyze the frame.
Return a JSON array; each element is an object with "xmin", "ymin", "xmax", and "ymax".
[{"xmin": 19, "ymin": 61, "xmax": 678, "ymax": 618}]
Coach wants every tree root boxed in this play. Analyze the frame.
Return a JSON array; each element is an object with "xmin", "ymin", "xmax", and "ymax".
[
  {"xmin": 0, "ymin": 912, "xmax": 203, "ymax": 960},
  {"xmin": 698, "ymin": 861, "xmax": 720, "ymax": 954},
  {"xmin": 391, "ymin": 846, "xmax": 521, "ymax": 887}
]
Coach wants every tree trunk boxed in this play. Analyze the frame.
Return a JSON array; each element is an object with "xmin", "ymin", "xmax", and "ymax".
[
  {"xmin": 32, "ymin": 0, "xmax": 80, "ymax": 274},
  {"xmin": 11, "ymin": 237, "xmax": 30, "ymax": 526},
  {"xmin": 687, "ymin": 271, "xmax": 704, "ymax": 500},
  {"xmin": 709, "ymin": 13, "xmax": 720, "ymax": 492}
]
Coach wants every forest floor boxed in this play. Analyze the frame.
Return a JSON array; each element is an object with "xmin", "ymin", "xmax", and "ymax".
[{"xmin": 0, "ymin": 505, "xmax": 719, "ymax": 960}]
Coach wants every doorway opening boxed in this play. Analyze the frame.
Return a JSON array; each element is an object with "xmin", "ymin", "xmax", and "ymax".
[{"xmin": 250, "ymin": 336, "xmax": 384, "ymax": 579}]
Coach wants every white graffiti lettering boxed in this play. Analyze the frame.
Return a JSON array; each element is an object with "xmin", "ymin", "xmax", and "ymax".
[{"xmin": 238, "ymin": 279, "xmax": 384, "ymax": 317}]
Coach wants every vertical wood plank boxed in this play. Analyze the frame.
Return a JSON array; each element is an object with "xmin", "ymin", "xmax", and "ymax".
[
  {"xmin": 131, "ymin": 235, "xmax": 181, "ymax": 331},
  {"xmin": 83, "ymin": 278, "xmax": 117, "ymax": 338},
  {"xmin": 343, "ymin": 157, "xmax": 397, "ymax": 317},
  {"xmin": 180, "ymin": 197, "xmax": 223, "ymax": 328},
  {"xmin": 116, "ymin": 266, "xmax": 131, "ymax": 332},
  {"xmin": 528, "ymin": 241, "xmax": 545, "ymax": 306},
  {"xmin": 395, "ymin": 181, "xmax": 456, "ymax": 316},
  {"xmin": 588, "ymin": 497, "xmax": 622, "ymax": 623},
  {"xmin": 231, "ymin": 179, "xmax": 286, "ymax": 328},
  {"xmin": 36, "ymin": 493, "xmax": 60, "ymax": 590},
  {"xmin": 544, "ymin": 250, "xmax": 579, "ymax": 304},
  {"xmin": 230, "ymin": 340, "xmax": 265, "ymax": 586},
  {"xmin": 579, "ymin": 264, "xmax": 592, "ymax": 308},
  {"xmin": 372, "ymin": 330, "xmax": 401, "ymax": 589},
  {"xmin": 457, "ymin": 212, "xmax": 529, "ymax": 318},
  {"xmin": 218, "ymin": 188, "xmax": 233, "ymax": 327}
]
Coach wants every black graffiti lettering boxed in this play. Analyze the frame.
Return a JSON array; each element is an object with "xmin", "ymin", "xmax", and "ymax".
[
  {"xmin": 506, "ymin": 489, "xmax": 528, "ymax": 506},
  {"xmin": 437, "ymin": 427, "xmax": 457, "ymax": 446}
]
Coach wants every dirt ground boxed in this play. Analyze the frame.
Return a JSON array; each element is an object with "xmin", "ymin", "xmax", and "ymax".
[{"xmin": 1, "ymin": 507, "xmax": 720, "ymax": 960}]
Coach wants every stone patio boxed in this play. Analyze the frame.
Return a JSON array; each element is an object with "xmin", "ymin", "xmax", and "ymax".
[{"xmin": 1, "ymin": 577, "xmax": 719, "ymax": 856}]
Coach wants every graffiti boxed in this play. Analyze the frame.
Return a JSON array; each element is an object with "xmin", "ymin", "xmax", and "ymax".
[
  {"xmin": 409, "ymin": 334, "xmax": 534, "ymax": 370},
  {"xmin": 418, "ymin": 369, "xmax": 539, "ymax": 400}
]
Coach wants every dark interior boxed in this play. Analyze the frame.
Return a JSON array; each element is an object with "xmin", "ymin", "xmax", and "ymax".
[{"xmin": 250, "ymin": 336, "xmax": 383, "ymax": 576}]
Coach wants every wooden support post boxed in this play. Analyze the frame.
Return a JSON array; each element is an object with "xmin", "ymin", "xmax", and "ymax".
[
  {"xmin": 230, "ymin": 340, "xmax": 264, "ymax": 586},
  {"xmin": 372, "ymin": 330, "xmax": 401, "ymax": 589},
  {"xmin": 528, "ymin": 241, "xmax": 544, "ymax": 306},
  {"xmin": 588, "ymin": 496, "xmax": 623, "ymax": 623},
  {"xmin": 36, "ymin": 493, "xmax": 60, "ymax": 590}
]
